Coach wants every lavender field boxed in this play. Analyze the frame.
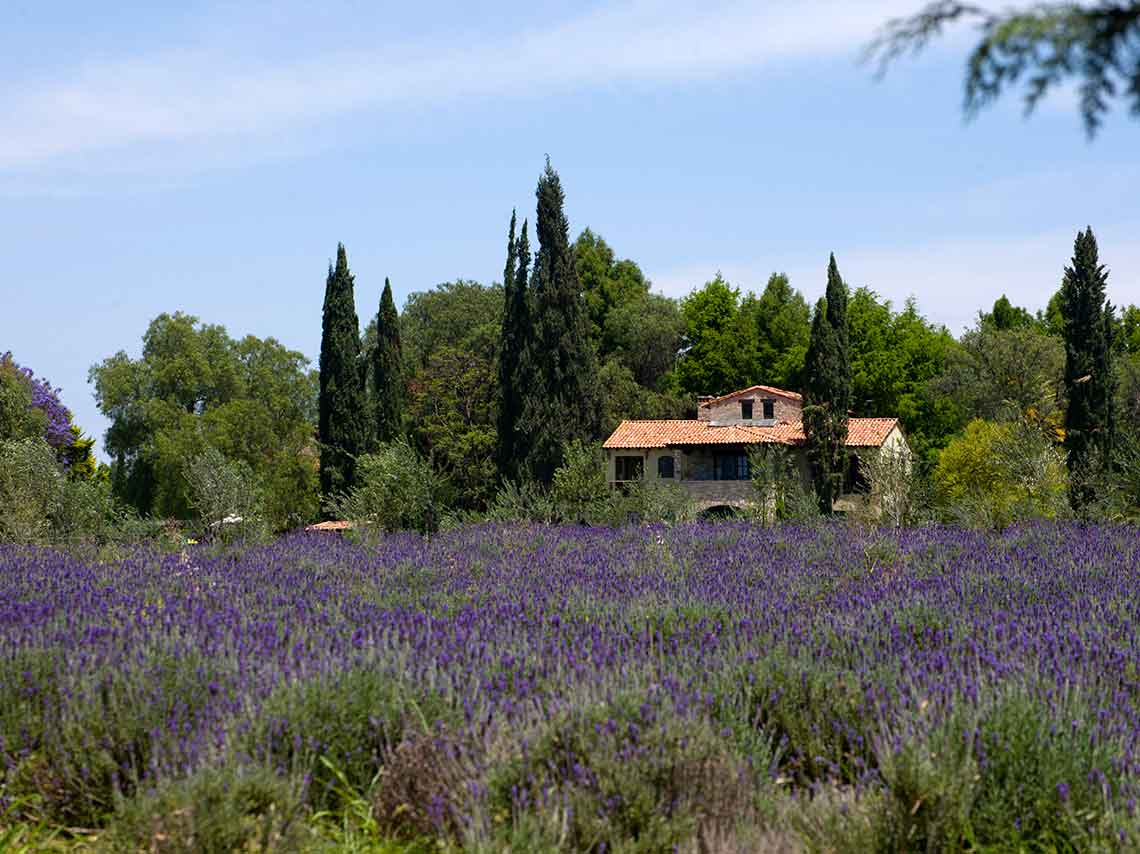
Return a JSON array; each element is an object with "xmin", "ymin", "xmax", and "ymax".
[{"xmin": 3, "ymin": 522, "xmax": 1140, "ymax": 851}]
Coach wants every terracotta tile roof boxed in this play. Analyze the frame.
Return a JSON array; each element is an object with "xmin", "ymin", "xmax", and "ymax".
[
  {"xmin": 602, "ymin": 418, "xmax": 899, "ymax": 450},
  {"xmin": 305, "ymin": 520, "xmax": 354, "ymax": 532},
  {"xmin": 699, "ymin": 384, "xmax": 803, "ymax": 407},
  {"xmin": 844, "ymin": 418, "xmax": 902, "ymax": 446}
]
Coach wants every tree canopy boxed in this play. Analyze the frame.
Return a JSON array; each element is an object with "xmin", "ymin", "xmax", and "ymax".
[
  {"xmin": 90, "ymin": 312, "xmax": 318, "ymax": 527},
  {"xmin": 868, "ymin": 2, "xmax": 1140, "ymax": 136}
]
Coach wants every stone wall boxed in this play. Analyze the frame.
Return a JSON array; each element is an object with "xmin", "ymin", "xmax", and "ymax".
[
  {"xmin": 678, "ymin": 480, "xmax": 755, "ymax": 508},
  {"xmin": 699, "ymin": 391, "xmax": 802, "ymax": 426}
]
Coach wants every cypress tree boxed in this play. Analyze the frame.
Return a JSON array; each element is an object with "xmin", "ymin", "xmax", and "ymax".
[
  {"xmin": 319, "ymin": 244, "xmax": 367, "ymax": 500},
  {"xmin": 825, "ymin": 253, "xmax": 852, "ymax": 419},
  {"xmin": 496, "ymin": 211, "xmax": 533, "ymax": 481},
  {"xmin": 372, "ymin": 277, "xmax": 404, "ymax": 444},
  {"xmin": 520, "ymin": 159, "xmax": 601, "ymax": 483},
  {"xmin": 802, "ymin": 254, "xmax": 852, "ymax": 513},
  {"xmin": 1060, "ymin": 226, "xmax": 1116, "ymax": 511}
]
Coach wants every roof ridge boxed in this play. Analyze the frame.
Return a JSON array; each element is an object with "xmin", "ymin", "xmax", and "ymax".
[{"xmin": 699, "ymin": 384, "xmax": 803, "ymax": 407}]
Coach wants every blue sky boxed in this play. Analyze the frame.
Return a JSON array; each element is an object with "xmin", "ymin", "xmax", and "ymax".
[{"xmin": 3, "ymin": 0, "xmax": 1138, "ymax": 456}]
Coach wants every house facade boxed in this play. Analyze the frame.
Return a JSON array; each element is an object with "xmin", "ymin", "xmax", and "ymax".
[{"xmin": 602, "ymin": 384, "xmax": 909, "ymax": 512}]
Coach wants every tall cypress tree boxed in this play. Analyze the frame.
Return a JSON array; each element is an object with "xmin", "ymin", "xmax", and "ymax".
[
  {"xmin": 825, "ymin": 253, "xmax": 852, "ymax": 418},
  {"xmin": 319, "ymin": 244, "xmax": 367, "ymax": 499},
  {"xmin": 802, "ymin": 254, "xmax": 852, "ymax": 513},
  {"xmin": 1060, "ymin": 226, "xmax": 1116, "ymax": 511},
  {"xmin": 520, "ymin": 159, "xmax": 601, "ymax": 483},
  {"xmin": 372, "ymin": 277, "xmax": 404, "ymax": 444},
  {"xmin": 496, "ymin": 211, "xmax": 533, "ymax": 481}
]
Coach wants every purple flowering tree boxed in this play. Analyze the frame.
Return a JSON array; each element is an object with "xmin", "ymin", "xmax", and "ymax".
[{"xmin": 0, "ymin": 352, "xmax": 77, "ymax": 456}]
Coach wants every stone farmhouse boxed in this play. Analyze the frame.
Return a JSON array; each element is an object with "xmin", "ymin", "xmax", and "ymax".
[{"xmin": 602, "ymin": 384, "xmax": 909, "ymax": 512}]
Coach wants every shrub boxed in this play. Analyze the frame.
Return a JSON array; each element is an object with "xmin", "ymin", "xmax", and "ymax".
[
  {"xmin": 936, "ymin": 419, "xmax": 1068, "ymax": 528},
  {"xmin": 488, "ymin": 693, "xmax": 767, "ymax": 852},
  {"xmin": 0, "ymin": 438, "xmax": 62, "ymax": 543},
  {"xmin": 483, "ymin": 479, "xmax": 558, "ymax": 525},
  {"xmin": 371, "ymin": 727, "xmax": 479, "ymax": 842},
  {"xmin": 247, "ymin": 666, "xmax": 458, "ymax": 812},
  {"xmin": 612, "ymin": 479, "xmax": 696, "ymax": 526},
  {"xmin": 100, "ymin": 764, "xmax": 311, "ymax": 853},
  {"xmin": 328, "ymin": 441, "xmax": 444, "ymax": 534},
  {"xmin": 747, "ymin": 445, "xmax": 819, "ymax": 524},
  {"xmin": 184, "ymin": 446, "xmax": 267, "ymax": 543},
  {"xmin": 52, "ymin": 476, "xmax": 121, "ymax": 545},
  {"xmin": 0, "ymin": 437, "xmax": 129, "ymax": 546},
  {"xmin": 4, "ymin": 648, "xmax": 232, "ymax": 827},
  {"xmin": 869, "ymin": 687, "xmax": 1140, "ymax": 850},
  {"xmin": 859, "ymin": 445, "xmax": 935, "ymax": 527},
  {"xmin": 550, "ymin": 440, "xmax": 610, "ymax": 524}
]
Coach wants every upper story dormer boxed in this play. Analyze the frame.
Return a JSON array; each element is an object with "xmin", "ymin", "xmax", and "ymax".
[{"xmin": 696, "ymin": 384, "xmax": 803, "ymax": 427}]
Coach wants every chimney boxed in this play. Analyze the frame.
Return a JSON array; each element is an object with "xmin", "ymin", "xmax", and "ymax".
[{"xmin": 697, "ymin": 395, "xmax": 714, "ymax": 421}]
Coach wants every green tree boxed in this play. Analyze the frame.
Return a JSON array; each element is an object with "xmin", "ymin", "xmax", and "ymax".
[
  {"xmin": 383, "ymin": 278, "xmax": 502, "ymax": 507},
  {"xmin": 574, "ymin": 228, "xmax": 652, "ymax": 345},
  {"xmin": 0, "ymin": 356, "xmax": 46, "ymax": 444},
  {"xmin": 846, "ymin": 289, "xmax": 961, "ymax": 459},
  {"xmin": 1040, "ymin": 289, "xmax": 1066, "ymax": 337},
  {"xmin": 802, "ymin": 254, "xmax": 852, "ymax": 513},
  {"xmin": 869, "ymin": 2, "xmax": 1140, "ymax": 136},
  {"xmin": 409, "ymin": 344, "xmax": 498, "ymax": 510},
  {"xmin": 319, "ymin": 244, "xmax": 367, "ymax": 499},
  {"xmin": 90, "ymin": 312, "xmax": 318, "ymax": 527},
  {"xmin": 496, "ymin": 214, "xmax": 532, "ymax": 482},
  {"xmin": 1060, "ymin": 227, "xmax": 1117, "ymax": 511},
  {"xmin": 738, "ymin": 273, "xmax": 811, "ymax": 390},
  {"xmin": 396, "ymin": 279, "xmax": 503, "ymax": 375},
  {"xmin": 825, "ymin": 254, "xmax": 852, "ymax": 415},
  {"xmin": 184, "ymin": 446, "xmax": 265, "ymax": 542},
  {"xmin": 550, "ymin": 439, "xmax": 610, "ymax": 525},
  {"xmin": 602, "ymin": 293, "xmax": 684, "ymax": 389},
  {"xmin": 372, "ymin": 278, "xmax": 404, "ymax": 445},
  {"xmin": 1120, "ymin": 304, "xmax": 1140, "ymax": 355},
  {"xmin": 519, "ymin": 160, "xmax": 602, "ymax": 483},
  {"xmin": 598, "ymin": 359, "xmax": 689, "ymax": 436},
  {"xmin": 985, "ymin": 295, "xmax": 1038, "ymax": 331},
  {"xmin": 0, "ymin": 438, "xmax": 63, "ymax": 543},
  {"xmin": 933, "ymin": 322, "xmax": 1064, "ymax": 424},
  {"xmin": 674, "ymin": 275, "xmax": 746, "ymax": 396}
]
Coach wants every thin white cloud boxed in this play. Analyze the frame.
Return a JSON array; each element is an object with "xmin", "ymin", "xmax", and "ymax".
[
  {"xmin": 650, "ymin": 224, "xmax": 1140, "ymax": 333},
  {"xmin": 1, "ymin": 0, "xmax": 925, "ymax": 169}
]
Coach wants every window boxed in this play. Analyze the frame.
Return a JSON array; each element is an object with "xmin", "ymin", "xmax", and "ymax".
[
  {"xmin": 715, "ymin": 453, "xmax": 750, "ymax": 481},
  {"xmin": 762, "ymin": 399, "xmax": 775, "ymax": 420},
  {"xmin": 615, "ymin": 456, "xmax": 643, "ymax": 481},
  {"xmin": 657, "ymin": 455, "xmax": 675, "ymax": 479},
  {"xmin": 740, "ymin": 400, "xmax": 753, "ymax": 420}
]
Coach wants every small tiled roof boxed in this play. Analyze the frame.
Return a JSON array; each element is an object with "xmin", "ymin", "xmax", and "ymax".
[
  {"xmin": 844, "ymin": 418, "xmax": 902, "ymax": 447},
  {"xmin": 305, "ymin": 520, "xmax": 354, "ymax": 532},
  {"xmin": 699, "ymin": 384, "xmax": 803, "ymax": 407},
  {"xmin": 603, "ymin": 418, "xmax": 899, "ymax": 450}
]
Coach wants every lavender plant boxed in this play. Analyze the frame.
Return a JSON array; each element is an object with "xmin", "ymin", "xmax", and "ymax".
[{"xmin": 1, "ymin": 522, "xmax": 1139, "ymax": 850}]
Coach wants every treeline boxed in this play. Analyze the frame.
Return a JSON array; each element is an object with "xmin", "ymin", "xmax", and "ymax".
[{"xmin": 2, "ymin": 162, "xmax": 1139, "ymax": 541}]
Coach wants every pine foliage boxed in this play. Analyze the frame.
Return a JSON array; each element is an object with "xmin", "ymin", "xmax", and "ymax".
[
  {"xmin": 1060, "ymin": 226, "xmax": 1117, "ymax": 511},
  {"xmin": 803, "ymin": 254, "xmax": 853, "ymax": 513},
  {"xmin": 519, "ymin": 160, "xmax": 601, "ymax": 483},
  {"xmin": 372, "ymin": 278, "xmax": 404, "ymax": 445},
  {"xmin": 319, "ymin": 244, "xmax": 367, "ymax": 498},
  {"xmin": 496, "ymin": 211, "xmax": 533, "ymax": 482}
]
